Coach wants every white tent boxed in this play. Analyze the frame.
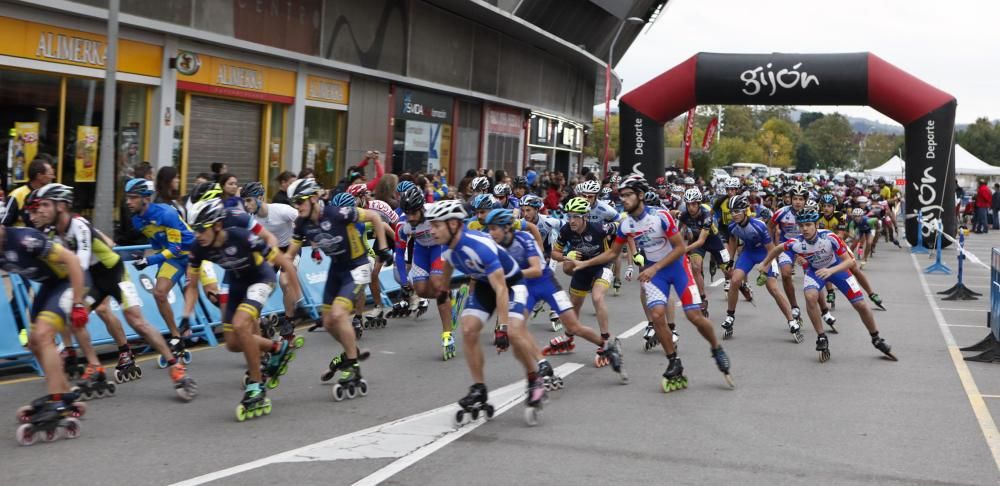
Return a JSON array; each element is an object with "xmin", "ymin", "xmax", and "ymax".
[
  {"xmin": 869, "ymin": 155, "xmax": 905, "ymax": 179},
  {"xmin": 955, "ymin": 145, "xmax": 1000, "ymax": 175}
]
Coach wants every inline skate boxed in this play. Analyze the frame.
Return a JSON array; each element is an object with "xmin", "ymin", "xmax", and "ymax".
[
  {"xmin": 538, "ymin": 360, "xmax": 564, "ymax": 391},
  {"xmin": 872, "ymin": 333, "xmax": 897, "ymax": 361},
  {"xmin": 62, "ymin": 348, "xmax": 84, "ymax": 380},
  {"xmin": 170, "ymin": 363, "xmax": 198, "ymax": 401},
  {"xmin": 712, "ymin": 346, "xmax": 735, "ymax": 388},
  {"xmin": 816, "ymin": 334, "xmax": 831, "ymax": 363},
  {"xmin": 113, "ymin": 347, "xmax": 142, "ymax": 383},
  {"xmin": 454, "ymin": 383, "xmax": 493, "ymax": 426},
  {"xmin": 332, "ymin": 363, "xmax": 368, "ymax": 401},
  {"xmin": 262, "ymin": 340, "xmax": 296, "ymax": 390},
  {"xmin": 788, "ymin": 320, "xmax": 804, "ymax": 343},
  {"xmin": 441, "ymin": 331, "xmax": 456, "ymax": 361},
  {"xmin": 642, "ymin": 323, "xmax": 658, "ymax": 352},
  {"xmin": 235, "ymin": 382, "xmax": 271, "ymax": 422},
  {"xmin": 661, "ymin": 354, "xmax": 687, "ymax": 393},
  {"xmin": 826, "ymin": 289, "xmax": 836, "ymax": 310},
  {"xmin": 869, "ymin": 293, "xmax": 886, "ymax": 311},
  {"xmin": 277, "ymin": 315, "xmax": 306, "ymax": 348},
  {"xmin": 549, "ymin": 311, "xmax": 562, "ymax": 332},
  {"xmin": 523, "ymin": 376, "xmax": 547, "ymax": 426},
  {"xmin": 352, "ymin": 315, "xmax": 364, "ymax": 340},
  {"xmin": 542, "ymin": 335, "xmax": 575, "ymax": 356},
  {"xmin": 15, "ymin": 397, "xmax": 82, "ymax": 446},
  {"xmin": 158, "ymin": 336, "xmax": 192, "ymax": 368},
  {"xmin": 17, "ymin": 392, "xmax": 85, "ymax": 424},
  {"xmin": 601, "ymin": 338, "xmax": 629, "ymax": 384},
  {"xmin": 722, "ymin": 315, "xmax": 735, "ymax": 340},
  {"xmin": 71, "ymin": 365, "xmax": 116, "ymax": 400},
  {"xmin": 612, "ymin": 277, "xmax": 622, "ymax": 296},
  {"xmin": 364, "ymin": 306, "xmax": 387, "ymax": 329},
  {"xmin": 822, "ymin": 312, "xmax": 838, "ymax": 334},
  {"xmin": 321, "ymin": 349, "xmax": 371, "ymax": 382}
]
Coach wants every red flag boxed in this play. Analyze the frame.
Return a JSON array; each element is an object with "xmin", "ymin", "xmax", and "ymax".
[
  {"xmin": 682, "ymin": 108, "xmax": 696, "ymax": 171},
  {"xmin": 702, "ymin": 117, "xmax": 719, "ymax": 151}
]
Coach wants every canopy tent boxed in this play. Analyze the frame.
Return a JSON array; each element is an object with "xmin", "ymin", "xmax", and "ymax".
[
  {"xmin": 869, "ymin": 155, "xmax": 906, "ymax": 178},
  {"xmin": 955, "ymin": 145, "xmax": 1000, "ymax": 175}
]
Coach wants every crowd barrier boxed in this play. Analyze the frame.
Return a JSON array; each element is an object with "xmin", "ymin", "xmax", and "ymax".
[
  {"xmin": 1, "ymin": 243, "xmax": 461, "ymax": 375},
  {"xmin": 961, "ymin": 247, "xmax": 1000, "ymax": 362}
]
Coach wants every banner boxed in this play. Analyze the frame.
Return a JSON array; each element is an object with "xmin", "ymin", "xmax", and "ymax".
[
  {"xmin": 13, "ymin": 122, "xmax": 39, "ymax": 183},
  {"xmin": 682, "ymin": 108, "xmax": 696, "ymax": 171},
  {"xmin": 617, "ymin": 103, "xmax": 664, "ymax": 179},
  {"xmin": 75, "ymin": 125, "xmax": 98, "ymax": 182},
  {"xmin": 702, "ymin": 117, "xmax": 719, "ymax": 151}
]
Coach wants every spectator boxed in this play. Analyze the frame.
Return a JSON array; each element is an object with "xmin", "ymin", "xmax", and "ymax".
[
  {"xmin": 374, "ymin": 173, "xmax": 399, "ymax": 209},
  {"xmin": 2, "ymin": 155, "xmax": 55, "ymax": 227},
  {"xmin": 273, "ymin": 171, "xmax": 296, "ymax": 205},
  {"xmin": 210, "ymin": 162, "xmax": 228, "ymax": 181},
  {"xmin": 218, "ymin": 173, "xmax": 242, "ymax": 209},
  {"xmin": 154, "ymin": 166, "xmax": 185, "ymax": 218},
  {"xmin": 992, "ymin": 183, "xmax": 1000, "ymax": 230},
  {"xmin": 298, "ymin": 168, "xmax": 315, "ymax": 179},
  {"xmin": 975, "ymin": 179, "xmax": 992, "ymax": 234}
]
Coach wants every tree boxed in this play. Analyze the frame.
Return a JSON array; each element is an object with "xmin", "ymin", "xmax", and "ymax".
[
  {"xmin": 756, "ymin": 130, "xmax": 795, "ymax": 168},
  {"xmin": 957, "ymin": 117, "xmax": 1000, "ymax": 165},
  {"xmin": 760, "ymin": 118, "xmax": 801, "ymax": 146},
  {"xmin": 710, "ymin": 137, "xmax": 765, "ymax": 166},
  {"xmin": 803, "ymin": 114, "xmax": 855, "ymax": 170},
  {"xmin": 753, "ymin": 105, "xmax": 793, "ymax": 127},
  {"xmin": 719, "ymin": 105, "xmax": 756, "ymax": 140},
  {"xmin": 586, "ymin": 114, "xmax": 620, "ymax": 160},
  {"xmin": 795, "ymin": 143, "xmax": 818, "ymax": 172},
  {"xmin": 798, "ymin": 111, "xmax": 825, "ymax": 130},
  {"xmin": 857, "ymin": 132, "xmax": 901, "ymax": 169}
]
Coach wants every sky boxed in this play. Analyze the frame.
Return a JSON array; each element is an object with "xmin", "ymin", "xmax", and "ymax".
[{"xmin": 611, "ymin": 0, "xmax": 999, "ymax": 125}]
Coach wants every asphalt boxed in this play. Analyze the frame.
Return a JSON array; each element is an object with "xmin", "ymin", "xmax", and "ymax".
[{"xmin": 1, "ymin": 231, "xmax": 999, "ymax": 485}]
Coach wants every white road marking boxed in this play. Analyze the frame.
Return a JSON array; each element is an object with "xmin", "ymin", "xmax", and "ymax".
[
  {"xmin": 937, "ymin": 307, "xmax": 988, "ymax": 312},
  {"xmin": 170, "ymin": 363, "xmax": 585, "ymax": 486},
  {"xmin": 618, "ymin": 321, "xmax": 649, "ymax": 340},
  {"xmin": 947, "ymin": 324, "xmax": 988, "ymax": 328},
  {"xmin": 911, "ymin": 253, "xmax": 1000, "ymax": 474},
  {"xmin": 709, "ymin": 278, "xmax": 725, "ymax": 287}
]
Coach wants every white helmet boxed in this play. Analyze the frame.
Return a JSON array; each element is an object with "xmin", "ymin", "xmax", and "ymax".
[
  {"xmin": 851, "ymin": 207, "xmax": 865, "ymax": 217},
  {"xmin": 683, "ymin": 188, "xmax": 703, "ymax": 203},
  {"xmin": 425, "ymin": 200, "xmax": 467, "ymax": 222},
  {"xmin": 855, "ymin": 195, "xmax": 870, "ymax": 205},
  {"xmin": 578, "ymin": 180, "xmax": 601, "ymax": 195},
  {"xmin": 471, "ymin": 177, "xmax": 491, "ymax": 192},
  {"xmin": 725, "ymin": 177, "xmax": 741, "ymax": 189},
  {"xmin": 682, "ymin": 177, "xmax": 695, "ymax": 185}
]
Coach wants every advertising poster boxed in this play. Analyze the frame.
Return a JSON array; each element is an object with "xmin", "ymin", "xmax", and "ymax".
[
  {"xmin": 13, "ymin": 122, "xmax": 39, "ymax": 183},
  {"xmin": 75, "ymin": 125, "xmax": 99, "ymax": 182},
  {"xmin": 305, "ymin": 143, "xmax": 316, "ymax": 170}
]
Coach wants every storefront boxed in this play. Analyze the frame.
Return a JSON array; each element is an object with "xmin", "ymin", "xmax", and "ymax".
[
  {"xmin": 527, "ymin": 112, "xmax": 584, "ymax": 176},
  {"xmin": 173, "ymin": 50, "xmax": 294, "ymax": 194},
  {"xmin": 0, "ymin": 16, "xmax": 161, "ymax": 215},
  {"xmin": 482, "ymin": 104, "xmax": 525, "ymax": 177},
  {"xmin": 391, "ymin": 86, "xmax": 453, "ymax": 177},
  {"xmin": 301, "ymin": 74, "xmax": 349, "ymax": 190}
]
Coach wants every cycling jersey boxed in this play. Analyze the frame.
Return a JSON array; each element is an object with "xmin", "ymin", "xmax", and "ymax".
[
  {"xmin": 365, "ymin": 199, "xmax": 399, "ymax": 226},
  {"xmin": 257, "ymin": 203, "xmax": 298, "ymax": 248},
  {"xmin": 396, "ymin": 209, "xmax": 444, "ymax": 283},
  {"xmin": 499, "ymin": 230, "xmax": 548, "ymax": 280},
  {"xmin": 847, "ymin": 217, "xmax": 871, "ymax": 237},
  {"xmin": 615, "ymin": 206, "xmax": 679, "ymax": 264},
  {"xmin": 190, "ymin": 227, "xmax": 276, "ymax": 281},
  {"xmin": 728, "ymin": 217, "xmax": 772, "ymax": 251},
  {"xmin": 818, "ymin": 212, "xmax": 847, "ymax": 232},
  {"xmin": 292, "ymin": 205, "xmax": 368, "ymax": 269},
  {"xmin": 397, "ymin": 207, "xmax": 437, "ymax": 248},
  {"xmin": 528, "ymin": 213, "xmax": 562, "ymax": 250},
  {"xmin": 2, "ymin": 185, "xmax": 34, "ymax": 227},
  {"xmin": 501, "ymin": 230, "xmax": 574, "ymax": 315},
  {"xmin": 713, "ymin": 196, "xmax": 734, "ymax": 228},
  {"xmin": 0, "ymin": 227, "xmax": 67, "ymax": 282},
  {"xmin": 678, "ymin": 204, "xmax": 719, "ymax": 237},
  {"xmin": 587, "ymin": 200, "xmax": 620, "ymax": 226},
  {"xmin": 441, "ymin": 230, "xmax": 521, "ymax": 284},
  {"xmin": 132, "ymin": 203, "xmax": 194, "ymax": 265},
  {"xmin": 770, "ymin": 206, "xmax": 801, "ymax": 241},
  {"xmin": 47, "ymin": 216, "xmax": 120, "ymax": 271},
  {"xmin": 780, "ymin": 230, "xmax": 848, "ymax": 271},
  {"xmin": 555, "ymin": 222, "xmax": 611, "ymax": 261}
]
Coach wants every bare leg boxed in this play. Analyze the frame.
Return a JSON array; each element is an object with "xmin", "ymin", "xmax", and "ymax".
[{"xmin": 460, "ymin": 315, "xmax": 485, "ymax": 383}]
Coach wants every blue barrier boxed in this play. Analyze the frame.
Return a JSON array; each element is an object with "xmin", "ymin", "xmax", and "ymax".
[
  {"xmin": 0, "ymin": 275, "xmax": 40, "ymax": 373},
  {"xmin": 924, "ymin": 223, "xmax": 951, "ymax": 274},
  {"xmin": 911, "ymin": 209, "xmax": 929, "ymax": 254},
  {"xmin": 939, "ymin": 231, "xmax": 981, "ymax": 300},
  {"xmin": 961, "ymin": 248, "xmax": 1000, "ymax": 361}
]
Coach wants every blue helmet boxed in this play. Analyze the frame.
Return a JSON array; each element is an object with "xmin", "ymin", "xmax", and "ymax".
[
  {"xmin": 796, "ymin": 208, "xmax": 820, "ymax": 223},
  {"xmin": 819, "ymin": 193, "xmax": 837, "ymax": 206},
  {"xmin": 521, "ymin": 194, "xmax": 543, "ymax": 208},
  {"xmin": 472, "ymin": 194, "xmax": 495, "ymax": 210},
  {"xmin": 396, "ymin": 181, "xmax": 417, "ymax": 194},
  {"xmin": 124, "ymin": 178, "xmax": 154, "ymax": 197},
  {"xmin": 484, "ymin": 208, "xmax": 514, "ymax": 227},
  {"xmin": 330, "ymin": 192, "xmax": 356, "ymax": 208}
]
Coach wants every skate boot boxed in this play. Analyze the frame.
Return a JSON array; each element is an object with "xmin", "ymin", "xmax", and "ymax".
[
  {"xmin": 712, "ymin": 346, "xmax": 735, "ymax": 388},
  {"xmin": 523, "ymin": 376, "xmax": 547, "ymax": 426},
  {"xmin": 642, "ymin": 324, "xmax": 658, "ymax": 352},
  {"xmin": 788, "ymin": 320, "xmax": 804, "ymax": 343},
  {"xmin": 260, "ymin": 314, "xmax": 277, "ymax": 339},
  {"xmin": 61, "ymin": 349, "xmax": 84, "ymax": 380},
  {"xmin": 15, "ymin": 397, "xmax": 82, "ymax": 446},
  {"xmin": 756, "ymin": 271, "xmax": 769, "ymax": 286},
  {"xmin": 722, "ymin": 314, "xmax": 735, "ymax": 340},
  {"xmin": 739, "ymin": 281, "xmax": 754, "ymax": 302},
  {"xmin": 17, "ymin": 392, "xmax": 86, "ymax": 424},
  {"xmin": 321, "ymin": 349, "xmax": 371, "ymax": 381},
  {"xmin": 613, "ymin": 277, "xmax": 622, "ymax": 296},
  {"xmin": 414, "ymin": 299, "xmax": 429, "ymax": 318},
  {"xmin": 826, "ymin": 289, "xmax": 836, "ymax": 310},
  {"xmin": 71, "ymin": 365, "xmax": 116, "ymax": 400},
  {"xmin": 593, "ymin": 345, "xmax": 610, "ymax": 368},
  {"xmin": 113, "ymin": 347, "xmax": 142, "ymax": 383},
  {"xmin": 709, "ymin": 258, "xmax": 719, "ymax": 280},
  {"xmin": 235, "ymin": 382, "xmax": 271, "ymax": 421},
  {"xmin": 723, "ymin": 280, "xmax": 731, "ymax": 292},
  {"xmin": 538, "ymin": 360, "xmax": 564, "ymax": 391},
  {"xmin": 822, "ymin": 312, "xmax": 838, "ymax": 334},
  {"xmin": 364, "ymin": 306, "xmax": 387, "ymax": 329},
  {"xmin": 263, "ymin": 340, "xmax": 296, "ymax": 390},
  {"xmin": 158, "ymin": 336, "xmax": 191, "ymax": 368},
  {"xmin": 386, "ymin": 299, "xmax": 411, "ymax": 319},
  {"xmin": 454, "ymin": 383, "xmax": 493, "ymax": 426},
  {"xmin": 352, "ymin": 315, "xmax": 364, "ymax": 340},
  {"xmin": 541, "ymin": 335, "xmax": 575, "ymax": 356},
  {"xmin": 277, "ymin": 315, "xmax": 305, "ymax": 349},
  {"xmin": 816, "ymin": 334, "xmax": 831, "ymax": 363},
  {"xmin": 601, "ymin": 338, "xmax": 629, "ymax": 384},
  {"xmin": 441, "ymin": 331, "xmax": 457, "ymax": 361},
  {"xmin": 661, "ymin": 354, "xmax": 687, "ymax": 393},
  {"xmin": 549, "ymin": 311, "xmax": 563, "ymax": 332},
  {"xmin": 791, "ymin": 307, "xmax": 803, "ymax": 326},
  {"xmin": 332, "ymin": 363, "xmax": 368, "ymax": 401},
  {"xmin": 869, "ymin": 293, "xmax": 886, "ymax": 311},
  {"xmin": 170, "ymin": 363, "xmax": 197, "ymax": 401},
  {"xmin": 871, "ymin": 333, "xmax": 898, "ymax": 361},
  {"xmin": 700, "ymin": 299, "xmax": 709, "ymax": 318}
]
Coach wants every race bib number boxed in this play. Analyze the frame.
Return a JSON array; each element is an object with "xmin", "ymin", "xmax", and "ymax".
[
  {"xmin": 553, "ymin": 291, "xmax": 572, "ymax": 312},
  {"xmin": 246, "ymin": 283, "xmax": 274, "ymax": 305},
  {"xmin": 118, "ymin": 281, "xmax": 142, "ymax": 309},
  {"xmin": 845, "ymin": 275, "xmax": 861, "ymax": 293},
  {"xmin": 351, "ymin": 264, "xmax": 372, "ymax": 285},
  {"xmin": 719, "ymin": 248, "xmax": 731, "ymax": 264}
]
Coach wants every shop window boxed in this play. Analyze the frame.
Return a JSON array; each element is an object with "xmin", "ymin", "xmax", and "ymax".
[
  {"xmin": 266, "ymin": 103, "xmax": 284, "ymax": 200},
  {"xmin": 0, "ymin": 70, "xmax": 60, "ymax": 191},
  {"xmin": 302, "ymin": 106, "xmax": 345, "ymax": 189}
]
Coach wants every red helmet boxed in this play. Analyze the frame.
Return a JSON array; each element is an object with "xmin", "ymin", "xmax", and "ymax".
[{"xmin": 347, "ymin": 184, "xmax": 369, "ymax": 197}]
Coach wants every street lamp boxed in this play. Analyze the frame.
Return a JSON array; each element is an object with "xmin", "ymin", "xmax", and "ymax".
[{"xmin": 603, "ymin": 16, "xmax": 645, "ymax": 178}]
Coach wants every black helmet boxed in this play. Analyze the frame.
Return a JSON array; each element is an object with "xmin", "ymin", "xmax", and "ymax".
[
  {"xmin": 189, "ymin": 182, "xmax": 222, "ymax": 203},
  {"xmin": 513, "ymin": 176, "xmax": 528, "ymax": 188},
  {"xmin": 620, "ymin": 175, "xmax": 648, "ymax": 195},
  {"xmin": 242, "ymin": 182, "xmax": 265, "ymax": 199},
  {"xmin": 400, "ymin": 187, "xmax": 426, "ymax": 213},
  {"xmin": 729, "ymin": 194, "xmax": 750, "ymax": 212},
  {"xmin": 187, "ymin": 199, "xmax": 226, "ymax": 230}
]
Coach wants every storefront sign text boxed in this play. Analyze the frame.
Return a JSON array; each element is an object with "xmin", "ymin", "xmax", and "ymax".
[
  {"xmin": 36, "ymin": 32, "xmax": 104, "ymax": 66},
  {"xmin": 217, "ymin": 64, "xmax": 264, "ymax": 90}
]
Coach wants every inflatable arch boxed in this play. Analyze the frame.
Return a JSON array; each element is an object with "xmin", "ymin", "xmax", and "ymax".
[{"xmin": 618, "ymin": 52, "xmax": 956, "ymax": 246}]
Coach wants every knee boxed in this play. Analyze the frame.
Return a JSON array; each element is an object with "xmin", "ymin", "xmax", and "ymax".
[
  {"xmin": 328, "ymin": 307, "xmax": 349, "ymax": 325},
  {"xmin": 592, "ymin": 293, "xmax": 606, "ymax": 306},
  {"xmin": 153, "ymin": 287, "xmax": 169, "ymax": 301}
]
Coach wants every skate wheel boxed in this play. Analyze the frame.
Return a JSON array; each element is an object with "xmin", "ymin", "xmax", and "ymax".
[
  {"xmin": 62, "ymin": 418, "xmax": 81, "ymax": 439},
  {"xmin": 358, "ymin": 380, "xmax": 368, "ymax": 396},
  {"xmin": 16, "ymin": 406, "xmax": 33, "ymax": 424},
  {"xmin": 263, "ymin": 400, "xmax": 272, "ymax": 415},
  {"xmin": 42, "ymin": 427, "xmax": 59, "ymax": 442},
  {"xmin": 524, "ymin": 406, "xmax": 540, "ymax": 427},
  {"xmin": 16, "ymin": 423, "xmax": 36, "ymax": 446},
  {"xmin": 332, "ymin": 384, "xmax": 346, "ymax": 402},
  {"xmin": 266, "ymin": 376, "xmax": 280, "ymax": 390},
  {"xmin": 541, "ymin": 348, "xmax": 551, "ymax": 356},
  {"xmin": 618, "ymin": 370, "xmax": 630, "ymax": 385},
  {"xmin": 819, "ymin": 350, "xmax": 831, "ymax": 363},
  {"xmin": 71, "ymin": 402, "xmax": 86, "ymax": 418},
  {"xmin": 279, "ymin": 363, "xmax": 289, "ymax": 376},
  {"xmin": 793, "ymin": 332, "xmax": 804, "ymax": 344},
  {"xmin": 236, "ymin": 405, "xmax": 248, "ymax": 422},
  {"xmin": 241, "ymin": 374, "xmax": 251, "ymax": 388},
  {"xmin": 453, "ymin": 410, "xmax": 467, "ymax": 427},
  {"xmin": 134, "ymin": 367, "xmax": 143, "ymax": 379},
  {"xmin": 723, "ymin": 374, "xmax": 735, "ymax": 389},
  {"xmin": 157, "ymin": 355, "xmax": 168, "ymax": 369},
  {"xmin": 182, "ymin": 352, "xmax": 192, "ymax": 364},
  {"xmin": 293, "ymin": 336, "xmax": 305, "ymax": 348},
  {"xmin": 883, "ymin": 351, "xmax": 899, "ymax": 362},
  {"xmin": 107, "ymin": 383, "xmax": 117, "ymax": 395},
  {"xmin": 346, "ymin": 385, "xmax": 357, "ymax": 399},
  {"xmin": 113, "ymin": 369, "xmax": 125, "ymax": 384}
]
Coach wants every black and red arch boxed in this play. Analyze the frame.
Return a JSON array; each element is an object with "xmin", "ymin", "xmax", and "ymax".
[{"xmin": 619, "ymin": 52, "xmax": 956, "ymax": 246}]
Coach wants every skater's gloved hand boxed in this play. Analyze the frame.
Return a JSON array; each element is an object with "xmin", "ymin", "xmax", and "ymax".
[
  {"xmin": 132, "ymin": 257, "xmax": 150, "ymax": 270},
  {"xmin": 71, "ymin": 303, "xmax": 89, "ymax": 329},
  {"xmin": 494, "ymin": 324, "xmax": 509, "ymax": 353},
  {"xmin": 376, "ymin": 247, "xmax": 393, "ymax": 265},
  {"xmin": 755, "ymin": 271, "xmax": 768, "ymax": 287},
  {"xmin": 624, "ymin": 265, "xmax": 634, "ymax": 281},
  {"xmin": 632, "ymin": 253, "xmax": 645, "ymax": 267},
  {"xmin": 311, "ymin": 248, "xmax": 323, "ymax": 264}
]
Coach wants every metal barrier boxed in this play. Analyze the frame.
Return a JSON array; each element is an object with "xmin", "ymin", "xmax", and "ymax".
[{"xmin": 960, "ymin": 247, "xmax": 1000, "ymax": 362}]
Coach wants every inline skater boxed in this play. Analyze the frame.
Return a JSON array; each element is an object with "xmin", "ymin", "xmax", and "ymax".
[
  {"xmin": 1, "ymin": 221, "xmax": 91, "ymax": 445},
  {"xmin": 678, "ymin": 188, "xmax": 734, "ymax": 318},
  {"xmin": 578, "ymin": 176, "xmax": 733, "ymax": 392},
  {"xmin": 492, "ymin": 183, "xmax": 521, "ymax": 218},
  {"xmin": 712, "ymin": 177, "xmax": 742, "ymax": 292},
  {"xmin": 348, "ymin": 183, "xmax": 399, "ymax": 327},
  {"xmin": 769, "ymin": 184, "xmax": 808, "ymax": 325},
  {"xmin": 426, "ymin": 200, "xmax": 548, "ymax": 426},
  {"xmin": 723, "ymin": 194, "xmax": 801, "ymax": 342},
  {"xmin": 27, "ymin": 184, "xmax": 196, "ymax": 399},
  {"xmin": 285, "ymin": 179, "xmax": 392, "ymax": 401},
  {"xmin": 757, "ymin": 207, "xmax": 897, "ymax": 363},
  {"xmin": 484, "ymin": 208, "xmax": 627, "ymax": 385},
  {"xmin": 575, "ymin": 180, "xmax": 625, "ymax": 295},
  {"xmin": 184, "ymin": 200, "xmax": 297, "ymax": 420},
  {"xmin": 519, "ymin": 194, "xmax": 564, "ymax": 330}
]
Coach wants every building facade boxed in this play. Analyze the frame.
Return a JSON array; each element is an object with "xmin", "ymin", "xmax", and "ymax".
[{"xmin": 0, "ymin": 0, "xmax": 665, "ymax": 209}]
